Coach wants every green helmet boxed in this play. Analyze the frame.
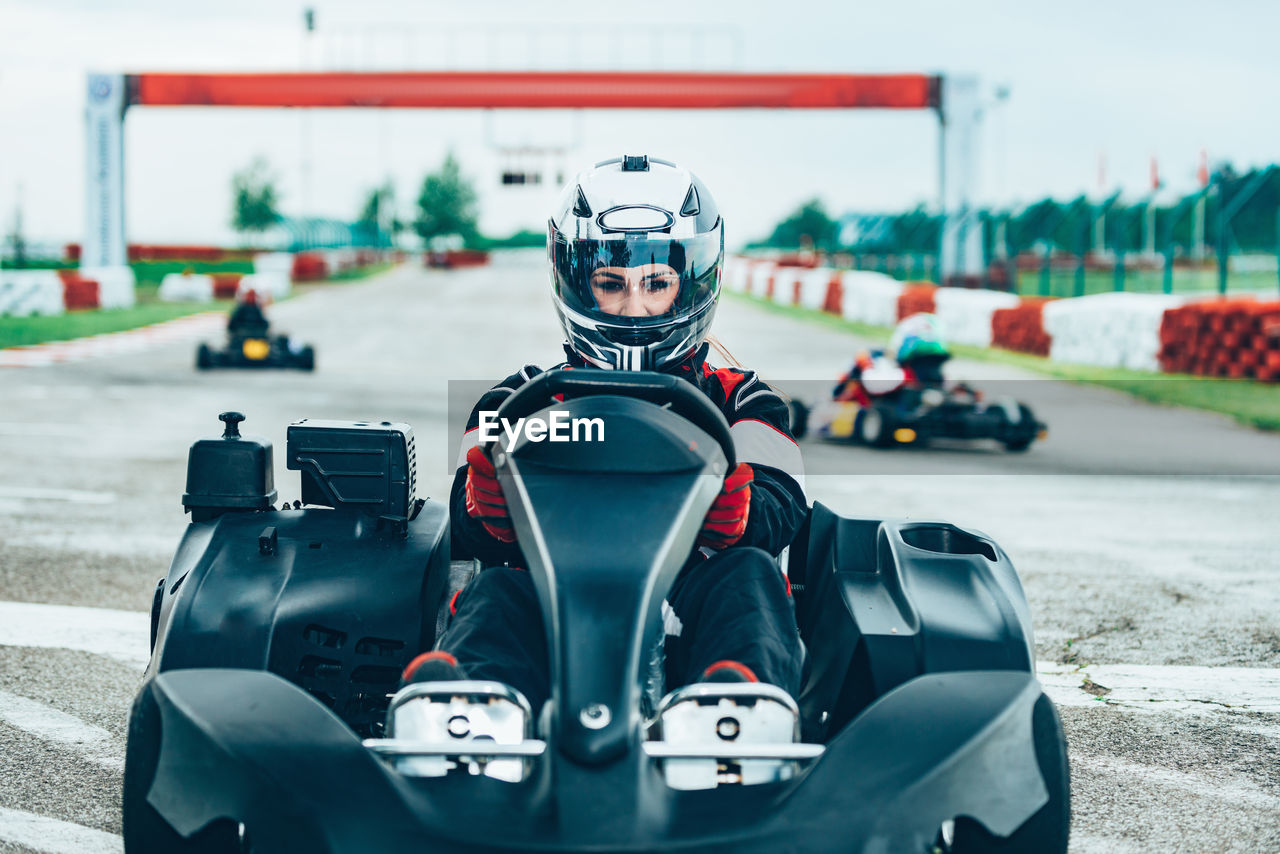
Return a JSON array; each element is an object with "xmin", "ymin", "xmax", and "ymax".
[{"xmin": 891, "ymin": 313, "xmax": 949, "ymax": 364}]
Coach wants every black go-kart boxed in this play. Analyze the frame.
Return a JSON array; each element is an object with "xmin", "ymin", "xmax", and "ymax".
[
  {"xmin": 196, "ymin": 326, "xmax": 315, "ymax": 372},
  {"xmin": 124, "ymin": 373, "xmax": 1070, "ymax": 854},
  {"xmin": 790, "ymin": 376, "xmax": 1046, "ymax": 453}
]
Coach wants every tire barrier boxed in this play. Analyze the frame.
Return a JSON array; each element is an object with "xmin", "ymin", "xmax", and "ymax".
[
  {"xmin": 728, "ymin": 255, "xmax": 1280, "ymax": 382},
  {"xmin": 933, "ymin": 287, "xmax": 1022, "ymax": 348},
  {"xmin": 78, "ymin": 266, "xmax": 136, "ymax": 309},
  {"xmin": 158, "ymin": 273, "xmax": 215, "ymax": 303},
  {"xmin": 897, "ymin": 282, "xmax": 938, "ymax": 320},
  {"xmin": 0, "ymin": 271, "xmax": 65, "ymax": 317},
  {"xmin": 237, "ymin": 272, "xmax": 291, "ymax": 301},
  {"xmin": 1043, "ymin": 292, "xmax": 1186, "ymax": 372},
  {"xmin": 426, "ymin": 249, "xmax": 490, "ymax": 269},
  {"xmin": 992, "ymin": 299, "xmax": 1054, "ymax": 357},
  {"xmin": 838, "ymin": 271, "xmax": 903, "ymax": 327},
  {"xmin": 291, "ymin": 253, "xmax": 329, "ymax": 282},
  {"xmin": 210, "ymin": 274, "xmax": 243, "ymax": 300},
  {"xmin": 61, "ymin": 276, "xmax": 101, "ymax": 310},
  {"xmin": 1159, "ymin": 299, "xmax": 1280, "ymax": 381}
]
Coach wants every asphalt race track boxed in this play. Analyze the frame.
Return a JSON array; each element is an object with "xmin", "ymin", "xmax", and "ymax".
[{"xmin": 1, "ymin": 257, "xmax": 1277, "ymax": 853}]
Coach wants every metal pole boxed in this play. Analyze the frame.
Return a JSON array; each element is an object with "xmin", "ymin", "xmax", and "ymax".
[{"xmin": 1217, "ymin": 188, "xmax": 1229, "ymax": 296}]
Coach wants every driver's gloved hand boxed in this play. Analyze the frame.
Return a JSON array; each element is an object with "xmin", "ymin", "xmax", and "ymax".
[
  {"xmin": 696, "ymin": 462, "xmax": 753, "ymax": 549},
  {"xmin": 464, "ymin": 445, "xmax": 517, "ymax": 543}
]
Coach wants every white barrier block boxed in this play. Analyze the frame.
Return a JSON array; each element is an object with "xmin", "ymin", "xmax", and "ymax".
[
  {"xmin": 770, "ymin": 267, "xmax": 805, "ymax": 306},
  {"xmin": 839, "ymin": 271, "xmax": 903, "ymax": 327},
  {"xmin": 77, "ymin": 265, "xmax": 136, "ymax": 309},
  {"xmin": 746, "ymin": 262, "xmax": 778, "ymax": 298},
  {"xmin": 158, "ymin": 272, "xmax": 214, "ymax": 303},
  {"xmin": 798, "ymin": 268, "xmax": 835, "ymax": 311},
  {"xmin": 933, "ymin": 288, "xmax": 1021, "ymax": 348},
  {"xmin": 237, "ymin": 272, "xmax": 291, "ymax": 300},
  {"xmin": 0, "ymin": 271, "xmax": 65, "ymax": 316},
  {"xmin": 253, "ymin": 252, "xmax": 294, "ymax": 277},
  {"xmin": 1042, "ymin": 292, "xmax": 1188, "ymax": 372},
  {"xmin": 723, "ymin": 257, "xmax": 752, "ymax": 293}
]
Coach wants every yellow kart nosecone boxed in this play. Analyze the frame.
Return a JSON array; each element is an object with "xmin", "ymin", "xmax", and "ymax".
[
  {"xmin": 242, "ymin": 338, "xmax": 271, "ymax": 361},
  {"xmin": 827, "ymin": 402, "xmax": 859, "ymax": 439}
]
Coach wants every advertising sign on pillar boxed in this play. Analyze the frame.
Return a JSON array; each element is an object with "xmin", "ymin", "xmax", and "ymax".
[
  {"xmin": 938, "ymin": 75, "xmax": 985, "ymax": 284},
  {"xmin": 84, "ymin": 73, "xmax": 127, "ymax": 270}
]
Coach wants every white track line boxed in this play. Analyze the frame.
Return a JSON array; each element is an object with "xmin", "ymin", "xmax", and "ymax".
[
  {"xmin": 0, "ymin": 486, "xmax": 116, "ymax": 504},
  {"xmin": 0, "ymin": 691, "xmax": 123, "ymax": 772},
  {"xmin": 1038, "ymin": 660, "xmax": 1280, "ymax": 714},
  {"xmin": 0, "ymin": 602, "xmax": 149, "ymax": 670},
  {"xmin": 0, "ymin": 807, "xmax": 122, "ymax": 854}
]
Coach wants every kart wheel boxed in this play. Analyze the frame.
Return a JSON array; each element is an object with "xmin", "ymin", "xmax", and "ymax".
[
  {"xmin": 123, "ymin": 685, "xmax": 248, "ymax": 853},
  {"xmin": 1003, "ymin": 436, "xmax": 1034, "ymax": 453},
  {"xmin": 788, "ymin": 400, "xmax": 810, "ymax": 439},
  {"xmin": 1002, "ymin": 405, "xmax": 1037, "ymax": 453},
  {"xmin": 856, "ymin": 407, "xmax": 893, "ymax": 447},
  {"xmin": 299, "ymin": 346, "xmax": 316, "ymax": 372},
  {"xmin": 196, "ymin": 344, "xmax": 213, "ymax": 371},
  {"xmin": 949, "ymin": 693, "xmax": 1070, "ymax": 854}
]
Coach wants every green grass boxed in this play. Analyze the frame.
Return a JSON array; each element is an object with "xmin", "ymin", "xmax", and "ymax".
[
  {"xmin": 728, "ymin": 290, "xmax": 1280, "ymax": 432},
  {"xmin": 0, "ymin": 261, "xmax": 398, "ymax": 350},
  {"xmin": 0, "ymin": 302, "xmax": 221, "ymax": 349}
]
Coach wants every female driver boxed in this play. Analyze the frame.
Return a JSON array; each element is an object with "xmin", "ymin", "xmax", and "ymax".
[{"xmin": 405, "ymin": 155, "xmax": 807, "ymax": 713}]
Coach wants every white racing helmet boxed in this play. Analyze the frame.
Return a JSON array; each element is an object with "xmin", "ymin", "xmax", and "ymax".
[{"xmin": 548, "ymin": 155, "xmax": 724, "ymax": 371}]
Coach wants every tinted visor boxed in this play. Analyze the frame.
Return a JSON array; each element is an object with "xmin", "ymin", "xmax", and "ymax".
[{"xmin": 551, "ymin": 233, "xmax": 722, "ymax": 325}]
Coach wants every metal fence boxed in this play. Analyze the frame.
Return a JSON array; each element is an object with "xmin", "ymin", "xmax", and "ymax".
[{"xmin": 838, "ymin": 165, "xmax": 1280, "ymax": 296}]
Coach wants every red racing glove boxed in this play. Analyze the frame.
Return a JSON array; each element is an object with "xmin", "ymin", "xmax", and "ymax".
[
  {"xmin": 697, "ymin": 462, "xmax": 753, "ymax": 549},
  {"xmin": 464, "ymin": 444, "xmax": 516, "ymax": 543}
]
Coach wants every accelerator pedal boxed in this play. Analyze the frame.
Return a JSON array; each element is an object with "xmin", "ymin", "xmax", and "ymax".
[
  {"xmin": 365, "ymin": 681, "xmax": 542, "ymax": 782},
  {"xmin": 647, "ymin": 683, "xmax": 824, "ymax": 790}
]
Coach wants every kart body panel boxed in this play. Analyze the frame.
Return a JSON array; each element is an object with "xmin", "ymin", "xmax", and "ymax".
[{"xmin": 129, "ymin": 383, "xmax": 1066, "ymax": 852}]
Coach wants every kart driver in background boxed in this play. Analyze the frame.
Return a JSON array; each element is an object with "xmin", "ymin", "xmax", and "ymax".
[
  {"xmin": 402, "ymin": 155, "xmax": 808, "ymax": 715},
  {"xmin": 226, "ymin": 289, "xmax": 269, "ymax": 337},
  {"xmin": 832, "ymin": 313, "xmax": 953, "ymax": 403}
]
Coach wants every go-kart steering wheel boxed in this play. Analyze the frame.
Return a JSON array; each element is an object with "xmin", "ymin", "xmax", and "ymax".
[{"xmin": 494, "ymin": 370, "xmax": 736, "ymax": 470}]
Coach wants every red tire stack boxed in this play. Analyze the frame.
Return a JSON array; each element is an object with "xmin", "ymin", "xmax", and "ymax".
[
  {"xmin": 822, "ymin": 272, "xmax": 843, "ymax": 315},
  {"xmin": 991, "ymin": 298, "xmax": 1054, "ymax": 356},
  {"xmin": 1158, "ymin": 299, "xmax": 1280, "ymax": 381},
  {"xmin": 897, "ymin": 282, "xmax": 937, "ymax": 320},
  {"xmin": 211, "ymin": 273, "xmax": 244, "ymax": 300},
  {"xmin": 292, "ymin": 253, "xmax": 329, "ymax": 281},
  {"xmin": 61, "ymin": 276, "xmax": 100, "ymax": 310}
]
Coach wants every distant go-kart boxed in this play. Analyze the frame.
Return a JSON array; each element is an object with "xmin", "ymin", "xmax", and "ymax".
[
  {"xmin": 196, "ymin": 326, "xmax": 315, "ymax": 372},
  {"xmin": 791, "ymin": 358, "xmax": 1046, "ymax": 452}
]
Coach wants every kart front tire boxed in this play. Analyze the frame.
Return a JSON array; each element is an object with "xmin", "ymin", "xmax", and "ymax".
[
  {"xmin": 950, "ymin": 693, "xmax": 1071, "ymax": 854},
  {"xmin": 788, "ymin": 400, "xmax": 810, "ymax": 439},
  {"xmin": 856, "ymin": 407, "xmax": 893, "ymax": 447},
  {"xmin": 299, "ymin": 346, "xmax": 316, "ymax": 372},
  {"xmin": 196, "ymin": 344, "xmax": 213, "ymax": 371},
  {"xmin": 123, "ymin": 685, "xmax": 247, "ymax": 853}
]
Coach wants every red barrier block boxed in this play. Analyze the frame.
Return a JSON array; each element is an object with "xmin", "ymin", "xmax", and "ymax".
[
  {"xmin": 211, "ymin": 273, "xmax": 243, "ymax": 300},
  {"xmin": 896, "ymin": 283, "xmax": 937, "ymax": 320},
  {"xmin": 822, "ymin": 273, "xmax": 843, "ymax": 315},
  {"xmin": 62, "ymin": 277, "xmax": 100, "ymax": 310},
  {"xmin": 992, "ymin": 298, "xmax": 1053, "ymax": 357}
]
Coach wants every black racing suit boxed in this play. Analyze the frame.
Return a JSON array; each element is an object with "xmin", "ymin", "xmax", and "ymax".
[
  {"xmin": 227, "ymin": 302, "xmax": 268, "ymax": 337},
  {"xmin": 438, "ymin": 343, "xmax": 808, "ymax": 711}
]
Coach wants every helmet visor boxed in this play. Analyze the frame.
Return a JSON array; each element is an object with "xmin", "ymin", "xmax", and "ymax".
[{"xmin": 551, "ymin": 233, "xmax": 722, "ymax": 326}]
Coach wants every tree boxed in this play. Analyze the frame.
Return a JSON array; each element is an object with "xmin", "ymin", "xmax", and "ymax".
[
  {"xmin": 415, "ymin": 152, "xmax": 479, "ymax": 246},
  {"xmin": 762, "ymin": 198, "xmax": 837, "ymax": 250},
  {"xmin": 356, "ymin": 181, "xmax": 400, "ymax": 246},
  {"xmin": 231, "ymin": 158, "xmax": 282, "ymax": 240}
]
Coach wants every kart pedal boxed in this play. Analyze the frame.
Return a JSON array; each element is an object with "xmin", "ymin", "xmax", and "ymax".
[
  {"xmin": 372, "ymin": 681, "xmax": 539, "ymax": 782},
  {"xmin": 649, "ymin": 683, "xmax": 822, "ymax": 791}
]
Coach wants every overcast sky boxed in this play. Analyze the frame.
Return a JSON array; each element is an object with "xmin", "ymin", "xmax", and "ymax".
[{"xmin": 2, "ymin": 0, "xmax": 1278, "ymax": 250}]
